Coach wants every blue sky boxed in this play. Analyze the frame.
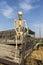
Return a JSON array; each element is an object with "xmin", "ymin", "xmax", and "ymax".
[{"xmin": 0, "ymin": 0, "xmax": 43, "ymax": 38}]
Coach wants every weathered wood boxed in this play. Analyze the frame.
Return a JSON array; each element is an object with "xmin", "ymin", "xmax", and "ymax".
[
  {"xmin": 0, "ymin": 44, "xmax": 19, "ymax": 65},
  {"xmin": 0, "ymin": 58, "xmax": 19, "ymax": 65}
]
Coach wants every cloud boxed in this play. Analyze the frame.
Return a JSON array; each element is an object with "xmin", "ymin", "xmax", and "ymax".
[
  {"xmin": 32, "ymin": 23, "xmax": 43, "ymax": 28},
  {"xmin": 2, "ymin": 6, "xmax": 14, "ymax": 18},
  {"xmin": 0, "ymin": 1, "xmax": 16, "ymax": 18},
  {"xmin": 0, "ymin": 0, "xmax": 40, "ymax": 17},
  {"xmin": 19, "ymin": 2, "xmax": 33, "ymax": 11},
  {"xmin": 19, "ymin": 0, "xmax": 40, "ymax": 12}
]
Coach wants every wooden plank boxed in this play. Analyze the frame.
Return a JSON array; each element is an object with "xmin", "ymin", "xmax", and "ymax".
[
  {"xmin": 0, "ymin": 44, "xmax": 20, "ymax": 65},
  {"xmin": 0, "ymin": 58, "xmax": 19, "ymax": 65}
]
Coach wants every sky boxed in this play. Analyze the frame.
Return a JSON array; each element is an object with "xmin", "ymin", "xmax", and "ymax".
[{"xmin": 0, "ymin": 0, "xmax": 43, "ymax": 38}]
